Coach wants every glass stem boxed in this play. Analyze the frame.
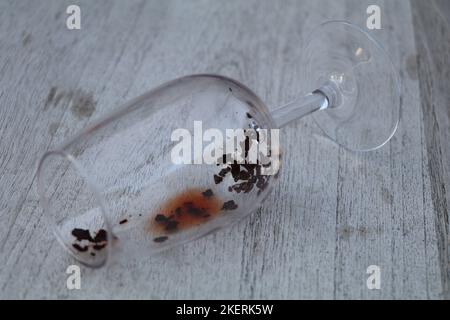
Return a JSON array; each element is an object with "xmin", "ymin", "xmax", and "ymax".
[
  {"xmin": 270, "ymin": 80, "xmax": 343, "ymax": 128},
  {"xmin": 270, "ymin": 91, "xmax": 329, "ymax": 128}
]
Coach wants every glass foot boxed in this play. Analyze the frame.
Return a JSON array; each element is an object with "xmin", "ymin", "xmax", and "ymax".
[{"xmin": 302, "ymin": 21, "xmax": 401, "ymax": 151}]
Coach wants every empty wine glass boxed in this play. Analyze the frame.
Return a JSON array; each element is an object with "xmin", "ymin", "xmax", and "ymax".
[{"xmin": 37, "ymin": 21, "xmax": 400, "ymax": 267}]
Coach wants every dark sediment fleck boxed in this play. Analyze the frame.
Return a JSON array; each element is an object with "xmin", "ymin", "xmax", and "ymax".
[
  {"xmin": 119, "ymin": 219, "xmax": 128, "ymax": 225},
  {"xmin": 262, "ymin": 161, "xmax": 272, "ymax": 168},
  {"xmin": 222, "ymin": 200, "xmax": 238, "ymax": 211},
  {"xmin": 93, "ymin": 243, "xmax": 106, "ymax": 250},
  {"xmin": 185, "ymin": 203, "xmax": 206, "ymax": 216},
  {"xmin": 72, "ymin": 243, "xmax": 88, "ymax": 252},
  {"xmin": 165, "ymin": 220, "xmax": 179, "ymax": 231},
  {"xmin": 239, "ymin": 170, "xmax": 250, "ymax": 180},
  {"xmin": 155, "ymin": 214, "xmax": 168, "ymax": 222},
  {"xmin": 231, "ymin": 164, "xmax": 240, "ymax": 180},
  {"xmin": 242, "ymin": 164, "xmax": 256, "ymax": 172},
  {"xmin": 214, "ymin": 175, "xmax": 223, "ymax": 184},
  {"xmin": 218, "ymin": 167, "xmax": 231, "ymax": 177},
  {"xmin": 93, "ymin": 229, "xmax": 107, "ymax": 243},
  {"xmin": 71, "ymin": 228, "xmax": 93, "ymax": 242},
  {"xmin": 202, "ymin": 189, "xmax": 214, "ymax": 197},
  {"xmin": 154, "ymin": 236, "xmax": 168, "ymax": 243}
]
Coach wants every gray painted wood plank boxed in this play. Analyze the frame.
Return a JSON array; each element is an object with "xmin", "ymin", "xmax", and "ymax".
[
  {"xmin": 411, "ymin": 0, "xmax": 450, "ymax": 299},
  {"xmin": 0, "ymin": 0, "xmax": 447, "ymax": 299}
]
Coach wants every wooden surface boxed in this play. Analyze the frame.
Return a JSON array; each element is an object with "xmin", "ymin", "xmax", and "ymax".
[{"xmin": 0, "ymin": 0, "xmax": 449, "ymax": 299}]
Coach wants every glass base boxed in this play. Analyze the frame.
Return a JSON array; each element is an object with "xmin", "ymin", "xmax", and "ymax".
[{"xmin": 302, "ymin": 21, "xmax": 400, "ymax": 151}]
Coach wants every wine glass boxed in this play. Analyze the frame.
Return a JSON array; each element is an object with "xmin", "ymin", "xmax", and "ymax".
[{"xmin": 37, "ymin": 21, "xmax": 400, "ymax": 267}]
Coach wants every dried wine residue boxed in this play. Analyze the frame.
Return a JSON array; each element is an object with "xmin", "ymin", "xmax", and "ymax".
[
  {"xmin": 149, "ymin": 189, "xmax": 236, "ymax": 243},
  {"xmin": 215, "ymin": 155, "xmax": 270, "ymax": 196},
  {"xmin": 212, "ymin": 122, "xmax": 272, "ymax": 196}
]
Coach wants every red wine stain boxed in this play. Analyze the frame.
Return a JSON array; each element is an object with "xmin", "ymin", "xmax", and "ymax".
[{"xmin": 149, "ymin": 189, "xmax": 224, "ymax": 237}]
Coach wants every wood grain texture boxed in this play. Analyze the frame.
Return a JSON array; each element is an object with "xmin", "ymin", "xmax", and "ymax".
[
  {"xmin": 411, "ymin": 0, "xmax": 450, "ymax": 299},
  {"xmin": 0, "ymin": 0, "xmax": 448, "ymax": 299}
]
